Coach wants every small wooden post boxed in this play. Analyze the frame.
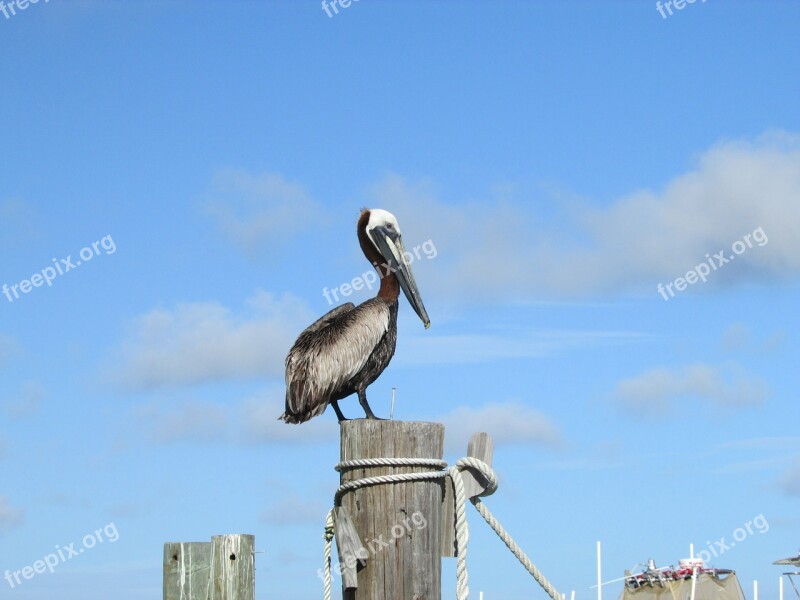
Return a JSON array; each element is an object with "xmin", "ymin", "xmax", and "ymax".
[
  {"xmin": 163, "ymin": 535, "xmax": 254, "ymax": 600},
  {"xmin": 461, "ymin": 432, "xmax": 494, "ymax": 498},
  {"xmin": 163, "ymin": 542, "xmax": 211, "ymax": 600},
  {"xmin": 339, "ymin": 420, "xmax": 445, "ymax": 600},
  {"xmin": 441, "ymin": 432, "xmax": 494, "ymax": 558},
  {"xmin": 210, "ymin": 534, "xmax": 255, "ymax": 600}
]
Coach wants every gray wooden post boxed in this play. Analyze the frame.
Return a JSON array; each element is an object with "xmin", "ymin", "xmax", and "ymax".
[
  {"xmin": 163, "ymin": 542, "xmax": 211, "ymax": 600},
  {"xmin": 163, "ymin": 535, "xmax": 254, "ymax": 600},
  {"xmin": 210, "ymin": 534, "xmax": 255, "ymax": 600},
  {"xmin": 339, "ymin": 420, "xmax": 445, "ymax": 600}
]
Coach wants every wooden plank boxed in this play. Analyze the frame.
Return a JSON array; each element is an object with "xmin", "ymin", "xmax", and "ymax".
[
  {"xmin": 163, "ymin": 542, "xmax": 211, "ymax": 600},
  {"xmin": 440, "ymin": 472, "xmax": 456, "ymax": 557},
  {"xmin": 461, "ymin": 432, "xmax": 494, "ymax": 499},
  {"xmin": 209, "ymin": 534, "xmax": 255, "ymax": 600},
  {"xmin": 340, "ymin": 420, "xmax": 444, "ymax": 600},
  {"xmin": 334, "ymin": 506, "xmax": 368, "ymax": 591},
  {"xmin": 441, "ymin": 432, "xmax": 495, "ymax": 559}
]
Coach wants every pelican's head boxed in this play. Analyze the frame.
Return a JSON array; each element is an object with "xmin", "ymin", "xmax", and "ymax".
[{"xmin": 364, "ymin": 209, "xmax": 430, "ymax": 329}]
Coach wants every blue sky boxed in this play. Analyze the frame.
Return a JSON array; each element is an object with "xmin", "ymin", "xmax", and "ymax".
[{"xmin": 1, "ymin": 1, "xmax": 799, "ymax": 599}]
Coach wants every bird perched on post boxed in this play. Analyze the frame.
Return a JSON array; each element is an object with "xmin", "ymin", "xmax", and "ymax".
[{"xmin": 279, "ymin": 208, "xmax": 430, "ymax": 424}]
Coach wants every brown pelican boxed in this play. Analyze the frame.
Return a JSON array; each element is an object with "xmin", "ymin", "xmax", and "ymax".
[{"xmin": 279, "ymin": 208, "xmax": 430, "ymax": 424}]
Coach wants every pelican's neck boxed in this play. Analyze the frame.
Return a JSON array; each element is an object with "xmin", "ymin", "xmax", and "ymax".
[{"xmin": 357, "ymin": 210, "xmax": 400, "ymax": 303}]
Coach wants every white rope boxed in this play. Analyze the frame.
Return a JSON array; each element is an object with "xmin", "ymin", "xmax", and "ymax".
[
  {"xmin": 323, "ymin": 458, "xmax": 446, "ymax": 600},
  {"xmin": 322, "ymin": 455, "xmax": 560, "ymax": 600},
  {"xmin": 470, "ymin": 496, "xmax": 561, "ymax": 600},
  {"xmin": 323, "ymin": 509, "xmax": 334, "ymax": 600}
]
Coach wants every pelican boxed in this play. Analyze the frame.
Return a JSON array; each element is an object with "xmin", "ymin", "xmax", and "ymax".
[{"xmin": 279, "ymin": 208, "xmax": 430, "ymax": 424}]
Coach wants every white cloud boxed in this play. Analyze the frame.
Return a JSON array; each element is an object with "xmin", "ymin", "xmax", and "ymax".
[
  {"xmin": 611, "ymin": 363, "xmax": 769, "ymax": 416},
  {"xmin": 204, "ymin": 169, "xmax": 326, "ymax": 253},
  {"xmin": 440, "ymin": 401, "xmax": 563, "ymax": 453},
  {"xmin": 0, "ymin": 496, "xmax": 24, "ymax": 532},
  {"xmin": 368, "ymin": 132, "xmax": 800, "ymax": 301},
  {"xmin": 134, "ymin": 401, "xmax": 231, "ymax": 443},
  {"xmin": 112, "ymin": 291, "xmax": 314, "ymax": 390}
]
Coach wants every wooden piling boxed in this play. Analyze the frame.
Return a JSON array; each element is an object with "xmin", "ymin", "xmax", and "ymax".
[
  {"xmin": 163, "ymin": 542, "xmax": 212, "ymax": 600},
  {"xmin": 163, "ymin": 534, "xmax": 254, "ymax": 600},
  {"xmin": 210, "ymin": 534, "xmax": 255, "ymax": 600},
  {"xmin": 339, "ymin": 420, "xmax": 445, "ymax": 600},
  {"xmin": 441, "ymin": 432, "xmax": 494, "ymax": 558}
]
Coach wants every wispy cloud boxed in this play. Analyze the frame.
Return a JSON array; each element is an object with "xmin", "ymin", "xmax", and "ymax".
[
  {"xmin": 0, "ymin": 495, "xmax": 24, "ymax": 532},
  {"xmin": 111, "ymin": 291, "xmax": 314, "ymax": 391},
  {"xmin": 134, "ymin": 401, "xmax": 231, "ymax": 444},
  {"xmin": 0, "ymin": 333, "xmax": 20, "ymax": 369},
  {"xmin": 611, "ymin": 363, "xmax": 769, "ymax": 416},
  {"xmin": 0, "ymin": 198, "xmax": 41, "ymax": 247},
  {"xmin": 130, "ymin": 388, "xmax": 337, "ymax": 446},
  {"xmin": 3, "ymin": 380, "xmax": 45, "ymax": 420},
  {"xmin": 531, "ymin": 441, "xmax": 629, "ymax": 471},
  {"xmin": 779, "ymin": 460, "xmax": 800, "ymax": 496},
  {"xmin": 240, "ymin": 388, "xmax": 337, "ymax": 444},
  {"xmin": 370, "ymin": 131, "xmax": 800, "ymax": 302},
  {"xmin": 398, "ymin": 329, "xmax": 647, "ymax": 365},
  {"xmin": 720, "ymin": 323, "xmax": 751, "ymax": 352},
  {"xmin": 203, "ymin": 169, "xmax": 327, "ymax": 254},
  {"xmin": 261, "ymin": 496, "xmax": 328, "ymax": 525},
  {"xmin": 440, "ymin": 401, "xmax": 563, "ymax": 453},
  {"xmin": 713, "ymin": 437, "xmax": 800, "ymax": 452},
  {"xmin": 720, "ymin": 323, "xmax": 786, "ymax": 354},
  {"xmin": 707, "ymin": 437, "xmax": 800, "ymax": 476}
]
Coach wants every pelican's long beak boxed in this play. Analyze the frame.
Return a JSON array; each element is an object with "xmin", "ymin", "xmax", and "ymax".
[{"xmin": 370, "ymin": 226, "xmax": 430, "ymax": 328}]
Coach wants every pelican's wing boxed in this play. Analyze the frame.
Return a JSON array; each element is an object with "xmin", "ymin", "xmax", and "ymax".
[
  {"xmin": 294, "ymin": 303, "xmax": 355, "ymax": 337},
  {"xmin": 284, "ymin": 299, "xmax": 390, "ymax": 421}
]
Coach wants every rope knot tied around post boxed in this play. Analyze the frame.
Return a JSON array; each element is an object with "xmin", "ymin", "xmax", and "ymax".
[
  {"xmin": 322, "ymin": 432, "xmax": 562, "ymax": 600},
  {"xmin": 323, "ymin": 511, "xmax": 335, "ymax": 543}
]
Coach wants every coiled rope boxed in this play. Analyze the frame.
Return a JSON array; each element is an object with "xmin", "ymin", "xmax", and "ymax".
[{"xmin": 322, "ymin": 456, "xmax": 561, "ymax": 600}]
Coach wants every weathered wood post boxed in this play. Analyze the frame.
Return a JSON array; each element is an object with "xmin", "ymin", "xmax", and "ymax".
[
  {"xmin": 163, "ymin": 534, "xmax": 254, "ymax": 600},
  {"xmin": 163, "ymin": 542, "xmax": 211, "ymax": 600},
  {"xmin": 441, "ymin": 432, "xmax": 494, "ymax": 557},
  {"xmin": 210, "ymin": 534, "xmax": 255, "ymax": 600},
  {"xmin": 339, "ymin": 420, "xmax": 445, "ymax": 600}
]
